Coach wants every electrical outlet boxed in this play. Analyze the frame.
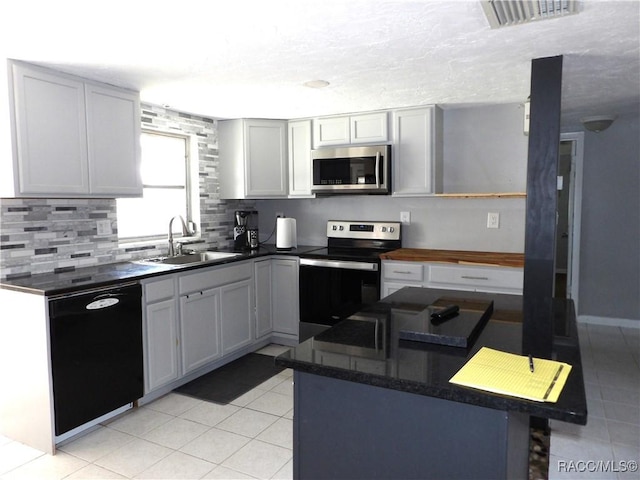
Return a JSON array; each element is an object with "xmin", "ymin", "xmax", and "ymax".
[
  {"xmin": 276, "ymin": 212, "xmax": 284, "ymax": 218},
  {"xmin": 487, "ymin": 212, "xmax": 500, "ymax": 229},
  {"xmin": 96, "ymin": 219, "xmax": 112, "ymax": 236},
  {"xmin": 400, "ymin": 211, "xmax": 411, "ymax": 225}
]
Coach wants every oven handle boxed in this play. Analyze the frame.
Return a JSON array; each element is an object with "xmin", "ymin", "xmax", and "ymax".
[{"xmin": 299, "ymin": 258, "xmax": 379, "ymax": 271}]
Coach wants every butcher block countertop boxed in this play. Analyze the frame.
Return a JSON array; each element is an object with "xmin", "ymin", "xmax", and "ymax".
[{"xmin": 379, "ymin": 248, "xmax": 525, "ymax": 268}]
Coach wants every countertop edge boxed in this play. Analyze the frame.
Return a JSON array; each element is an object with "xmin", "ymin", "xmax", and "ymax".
[
  {"xmin": 0, "ymin": 245, "xmax": 323, "ymax": 296},
  {"xmin": 275, "ymin": 355, "xmax": 587, "ymax": 425}
]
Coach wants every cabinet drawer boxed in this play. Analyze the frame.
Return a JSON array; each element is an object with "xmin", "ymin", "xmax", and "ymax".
[
  {"xmin": 429, "ymin": 265, "xmax": 523, "ymax": 292},
  {"xmin": 382, "ymin": 262, "xmax": 424, "ymax": 282},
  {"xmin": 144, "ymin": 277, "xmax": 175, "ymax": 303},
  {"xmin": 179, "ymin": 261, "xmax": 252, "ymax": 294}
]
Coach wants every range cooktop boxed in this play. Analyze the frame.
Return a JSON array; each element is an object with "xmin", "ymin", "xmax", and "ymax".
[{"xmin": 299, "ymin": 220, "xmax": 402, "ymax": 261}]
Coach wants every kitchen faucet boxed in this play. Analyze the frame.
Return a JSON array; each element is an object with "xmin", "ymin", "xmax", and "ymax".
[{"xmin": 168, "ymin": 215, "xmax": 191, "ymax": 256}]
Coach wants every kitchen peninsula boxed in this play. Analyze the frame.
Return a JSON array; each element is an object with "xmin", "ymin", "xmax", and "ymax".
[{"xmin": 275, "ymin": 287, "xmax": 587, "ymax": 480}]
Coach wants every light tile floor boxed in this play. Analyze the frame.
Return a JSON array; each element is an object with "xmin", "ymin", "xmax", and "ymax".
[
  {"xmin": 549, "ymin": 324, "xmax": 640, "ymax": 480},
  {"xmin": 0, "ymin": 345, "xmax": 293, "ymax": 480},
  {"xmin": 2, "ymin": 329, "xmax": 639, "ymax": 480}
]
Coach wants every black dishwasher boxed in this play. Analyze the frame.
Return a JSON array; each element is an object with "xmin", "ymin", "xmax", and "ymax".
[{"xmin": 49, "ymin": 282, "xmax": 143, "ymax": 435}]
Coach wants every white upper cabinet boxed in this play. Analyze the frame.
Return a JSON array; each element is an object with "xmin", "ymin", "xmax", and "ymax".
[
  {"xmin": 287, "ymin": 119, "xmax": 313, "ymax": 197},
  {"xmin": 11, "ymin": 62, "xmax": 89, "ymax": 195},
  {"xmin": 219, "ymin": 119, "xmax": 288, "ymax": 199},
  {"xmin": 313, "ymin": 112, "xmax": 388, "ymax": 148},
  {"xmin": 7, "ymin": 61, "xmax": 142, "ymax": 198},
  {"xmin": 313, "ymin": 116, "xmax": 350, "ymax": 147},
  {"xmin": 350, "ymin": 113, "xmax": 389, "ymax": 144},
  {"xmin": 391, "ymin": 106, "xmax": 443, "ymax": 196},
  {"xmin": 85, "ymin": 83, "xmax": 142, "ymax": 196}
]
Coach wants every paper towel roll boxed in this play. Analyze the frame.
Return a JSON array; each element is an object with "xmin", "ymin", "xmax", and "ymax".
[{"xmin": 276, "ymin": 218, "xmax": 297, "ymax": 249}]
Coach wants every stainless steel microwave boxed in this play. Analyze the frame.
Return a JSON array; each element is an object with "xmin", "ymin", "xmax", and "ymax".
[{"xmin": 311, "ymin": 145, "xmax": 391, "ymax": 195}]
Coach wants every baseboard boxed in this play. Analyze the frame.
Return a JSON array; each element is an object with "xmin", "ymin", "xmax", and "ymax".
[{"xmin": 578, "ymin": 315, "xmax": 640, "ymax": 329}]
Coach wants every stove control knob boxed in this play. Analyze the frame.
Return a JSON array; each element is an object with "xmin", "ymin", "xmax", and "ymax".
[
  {"xmin": 381, "ymin": 226, "xmax": 387, "ymax": 232},
  {"xmin": 389, "ymin": 227, "xmax": 395, "ymax": 233},
  {"xmin": 339, "ymin": 225, "xmax": 344, "ymax": 231},
  {"xmin": 332, "ymin": 225, "xmax": 337, "ymax": 231}
]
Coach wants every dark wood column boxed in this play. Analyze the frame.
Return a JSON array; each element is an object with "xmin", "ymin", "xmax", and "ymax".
[{"xmin": 523, "ymin": 55, "xmax": 563, "ymax": 360}]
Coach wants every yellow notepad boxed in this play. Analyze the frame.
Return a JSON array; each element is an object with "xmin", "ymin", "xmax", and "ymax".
[{"xmin": 449, "ymin": 347, "xmax": 572, "ymax": 403}]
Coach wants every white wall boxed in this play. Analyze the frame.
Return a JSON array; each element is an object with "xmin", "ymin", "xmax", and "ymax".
[
  {"xmin": 257, "ymin": 196, "xmax": 525, "ymax": 252},
  {"xmin": 443, "ymin": 103, "xmax": 529, "ymax": 193},
  {"xmin": 578, "ymin": 113, "xmax": 640, "ymax": 322}
]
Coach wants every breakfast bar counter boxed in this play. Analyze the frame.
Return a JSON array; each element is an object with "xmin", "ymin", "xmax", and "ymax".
[{"xmin": 275, "ymin": 287, "xmax": 586, "ymax": 479}]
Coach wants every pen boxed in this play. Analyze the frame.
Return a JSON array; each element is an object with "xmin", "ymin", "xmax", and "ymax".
[{"xmin": 529, "ymin": 354, "xmax": 535, "ymax": 373}]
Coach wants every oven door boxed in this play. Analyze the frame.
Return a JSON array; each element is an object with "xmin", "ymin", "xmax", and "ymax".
[{"xmin": 299, "ymin": 258, "xmax": 380, "ymax": 341}]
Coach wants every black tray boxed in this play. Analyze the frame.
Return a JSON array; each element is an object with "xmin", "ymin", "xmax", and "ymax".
[{"xmin": 398, "ymin": 297, "xmax": 494, "ymax": 348}]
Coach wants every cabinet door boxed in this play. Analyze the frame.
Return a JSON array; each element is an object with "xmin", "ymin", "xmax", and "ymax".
[
  {"xmin": 272, "ymin": 259, "xmax": 299, "ymax": 336},
  {"xmin": 254, "ymin": 259, "xmax": 273, "ymax": 339},
  {"xmin": 288, "ymin": 120, "xmax": 313, "ymax": 196},
  {"xmin": 145, "ymin": 299, "xmax": 179, "ymax": 392},
  {"xmin": 180, "ymin": 289, "xmax": 221, "ymax": 375},
  {"xmin": 313, "ymin": 116, "xmax": 350, "ymax": 148},
  {"xmin": 85, "ymin": 83, "xmax": 142, "ymax": 196},
  {"xmin": 220, "ymin": 279, "xmax": 254, "ymax": 356},
  {"xmin": 11, "ymin": 62, "xmax": 89, "ymax": 195},
  {"xmin": 350, "ymin": 112, "xmax": 388, "ymax": 144},
  {"xmin": 245, "ymin": 120, "xmax": 287, "ymax": 197},
  {"xmin": 392, "ymin": 107, "xmax": 442, "ymax": 196}
]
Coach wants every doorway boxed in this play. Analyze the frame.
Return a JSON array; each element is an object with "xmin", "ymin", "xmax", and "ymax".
[{"xmin": 554, "ymin": 133, "xmax": 584, "ymax": 309}]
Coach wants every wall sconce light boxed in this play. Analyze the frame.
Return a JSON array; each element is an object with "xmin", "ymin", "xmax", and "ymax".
[{"xmin": 580, "ymin": 115, "xmax": 617, "ymax": 133}]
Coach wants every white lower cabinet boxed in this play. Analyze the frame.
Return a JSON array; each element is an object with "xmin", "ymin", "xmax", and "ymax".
[
  {"xmin": 145, "ymin": 298, "xmax": 179, "ymax": 392},
  {"xmin": 220, "ymin": 279, "xmax": 254, "ymax": 356},
  {"xmin": 143, "ymin": 258, "xmax": 298, "ymax": 396},
  {"xmin": 254, "ymin": 257, "xmax": 299, "ymax": 343},
  {"xmin": 143, "ymin": 276, "xmax": 179, "ymax": 393},
  {"xmin": 254, "ymin": 259, "xmax": 274, "ymax": 339},
  {"xmin": 144, "ymin": 260, "xmax": 257, "ymax": 395},
  {"xmin": 382, "ymin": 260, "xmax": 523, "ymax": 296},
  {"xmin": 271, "ymin": 258, "xmax": 299, "ymax": 337},
  {"xmin": 180, "ymin": 289, "xmax": 221, "ymax": 375}
]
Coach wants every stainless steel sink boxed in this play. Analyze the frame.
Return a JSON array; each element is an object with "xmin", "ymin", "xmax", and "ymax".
[{"xmin": 137, "ymin": 251, "xmax": 241, "ymax": 266}]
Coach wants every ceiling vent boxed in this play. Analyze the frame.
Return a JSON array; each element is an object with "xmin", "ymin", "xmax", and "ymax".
[{"xmin": 481, "ymin": 1, "xmax": 579, "ymax": 28}]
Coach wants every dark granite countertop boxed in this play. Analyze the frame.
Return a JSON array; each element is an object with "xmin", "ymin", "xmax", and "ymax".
[
  {"xmin": 0, "ymin": 244, "xmax": 324, "ymax": 296},
  {"xmin": 275, "ymin": 286, "xmax": 587, "ymax": 425}
]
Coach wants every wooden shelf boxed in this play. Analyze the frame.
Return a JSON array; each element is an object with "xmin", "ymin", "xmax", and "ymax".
[{"xmin": 434, "ymin": 192, "xmax": 526, "ymax": 199}]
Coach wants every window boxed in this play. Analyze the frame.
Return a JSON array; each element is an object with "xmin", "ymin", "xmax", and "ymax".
[{"xmin": 117, "ymin": 131, "xmax": 195, "ymax": 240}]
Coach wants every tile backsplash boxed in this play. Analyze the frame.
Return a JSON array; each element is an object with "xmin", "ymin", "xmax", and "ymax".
[{"xmin": 0, "ymin": 104, "xmax": 253, "ymax": 280}]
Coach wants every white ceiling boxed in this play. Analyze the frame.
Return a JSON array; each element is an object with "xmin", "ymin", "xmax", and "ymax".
[{"xmin": 2, "ymin": 1, "xmax": 639, "ymax": 129}]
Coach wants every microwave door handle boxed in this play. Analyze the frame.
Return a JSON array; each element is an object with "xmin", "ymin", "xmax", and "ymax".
[{"xmin": 375, "ymin": 152, "xmax": 380, "ymax": 188}]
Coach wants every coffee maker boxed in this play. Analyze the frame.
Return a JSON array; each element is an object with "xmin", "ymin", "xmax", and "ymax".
[{"xmin": 233, "ymin": 210, "xmax": 259, "ymax": 250}]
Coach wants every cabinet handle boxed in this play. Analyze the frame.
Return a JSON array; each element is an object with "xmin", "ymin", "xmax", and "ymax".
[
  {"xmin": 461, "ymin": 275, "xmax": 489, "ymax": 280},
  {"xmin": 393, "ymin": 270, "xmax": 413, "ymax": 275}
]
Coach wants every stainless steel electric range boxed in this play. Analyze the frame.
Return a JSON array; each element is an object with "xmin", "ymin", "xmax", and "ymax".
[{"xmin": 298, "ymin": 220, "xmax": 401, "ymax": 341}]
